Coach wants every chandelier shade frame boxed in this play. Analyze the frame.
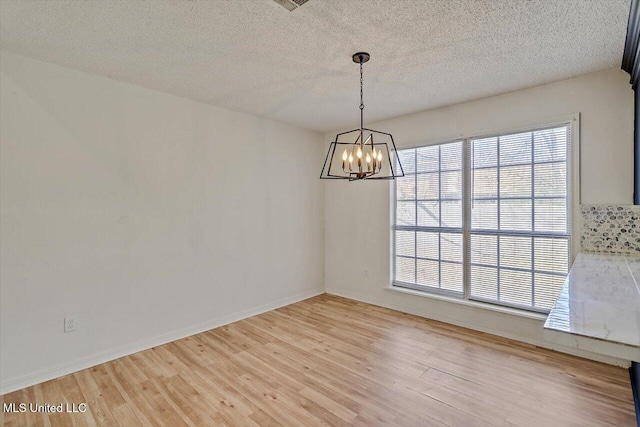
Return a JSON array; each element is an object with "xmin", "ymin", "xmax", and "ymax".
[{"xmin": 319, "ymin": 128, "xmax": 404, "ymax": 181}]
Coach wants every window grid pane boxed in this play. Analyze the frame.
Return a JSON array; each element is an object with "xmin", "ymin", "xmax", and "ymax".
[
  {"xmin": 394, "ymin": 141, "xmax": 463, "ymax": 294},
  {"xmin": 394, "ymin": 124, "xmax": 570, "ymax": 312},
  {"xmin": 468, "ymin": 125, "xmax": 569, "ymax": 311}
]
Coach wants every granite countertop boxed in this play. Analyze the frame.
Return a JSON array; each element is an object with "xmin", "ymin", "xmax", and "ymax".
[{"xmin": 544, "ymin": 252, "xmax": 640, "ymax": 352}]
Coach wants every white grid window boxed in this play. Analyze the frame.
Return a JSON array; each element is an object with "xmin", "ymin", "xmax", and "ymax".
[
  {"xmin": 393, "ymin": 125, "xmax": 571, "ymax": 312},
  {"xmin": 394, "ymin": 141, "xmax": 464, "ymax": 295}
]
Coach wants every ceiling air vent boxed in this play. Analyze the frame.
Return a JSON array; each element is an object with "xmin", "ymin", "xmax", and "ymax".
[{"xmin": 272, "ymin": 0, "xmax": 309, "ymax": 12}]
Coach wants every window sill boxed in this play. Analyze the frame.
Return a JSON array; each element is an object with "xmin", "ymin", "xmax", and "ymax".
[{"xmin": 384, "ymin": 284, "xmax": 548, "ymax": 321}]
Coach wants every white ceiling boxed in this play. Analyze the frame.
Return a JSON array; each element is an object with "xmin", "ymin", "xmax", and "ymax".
[{"xmin": 0, "ymin": 0, "xmax": 631, "ymax": 132}]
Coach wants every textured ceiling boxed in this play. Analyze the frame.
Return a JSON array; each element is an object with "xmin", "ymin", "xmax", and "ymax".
[{"xmin": 0, "ymin": 0, "xmax": 631, "ymax": 132}]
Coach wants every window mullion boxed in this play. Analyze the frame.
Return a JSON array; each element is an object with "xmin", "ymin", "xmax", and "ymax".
[
  {"xmin": 531, "ymin": 132, "xmax": 536, "ymax": 307},
  {"xmin": 463, "ymin": 139, "xmax": 471, "ymax": 301},
  {"xmin": 438, "ymin": 146, "xmax": 442, "ymax": 289},
  {"xmin": 496, "ymin": 136, "xmax": 501, "ymax": 302},
  {"xmin": 414, "ymin": 149, "xmax": 418, "ymax": 285}
]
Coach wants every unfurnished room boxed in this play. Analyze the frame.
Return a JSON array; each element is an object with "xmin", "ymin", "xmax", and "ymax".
[{"xmin": 1, "ymin": 0, "xmax": 640, "ymax": 426}]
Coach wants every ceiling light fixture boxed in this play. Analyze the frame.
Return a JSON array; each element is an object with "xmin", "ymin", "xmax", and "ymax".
[
  {"xmin": 272, "ymin": 0, "xmax": 309, "ymax": 12},
  {"xmin": 320, "ymin": 52, "xmax": 404, "ymax": 181}
]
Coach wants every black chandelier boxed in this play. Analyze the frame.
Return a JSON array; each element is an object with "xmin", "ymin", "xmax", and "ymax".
[{"xmin": 320, "ymin": 52, "xmax": 404, "ymax": 181}]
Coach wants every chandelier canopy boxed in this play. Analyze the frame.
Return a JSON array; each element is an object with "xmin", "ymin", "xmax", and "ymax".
[{"xmin": 320, "ymin": 52, "xmax": 404, "ymax": 181}]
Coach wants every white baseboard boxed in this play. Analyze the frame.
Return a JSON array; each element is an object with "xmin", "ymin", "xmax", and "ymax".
[
  {"xmin": 0, "ymin": 288, "xmax": 324, "ymax": 395},
  {"xmin": 326, "ymin": 288, "xmax": 632, "ymax": 367}
]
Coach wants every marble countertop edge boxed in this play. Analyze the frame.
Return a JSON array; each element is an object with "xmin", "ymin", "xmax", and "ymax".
[{"xmin": 544, "ymin": 251, "xmax": 640, "ymax": 349}]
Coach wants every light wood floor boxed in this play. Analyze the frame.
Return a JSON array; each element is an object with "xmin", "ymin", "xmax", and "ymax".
[{"xmin": 1, "ymin": 294, "xmax": 636, "ymax": 426}]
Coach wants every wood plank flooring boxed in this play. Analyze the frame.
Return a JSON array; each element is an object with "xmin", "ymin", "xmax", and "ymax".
[{"xmin": 1, "ymin": 294, "xmax": 636, "ymax": 426}]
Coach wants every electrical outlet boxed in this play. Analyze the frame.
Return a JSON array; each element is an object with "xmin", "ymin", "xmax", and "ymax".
[{"xmin": 64, "ymin": 316, "xmax": 77, "ymax": 333}]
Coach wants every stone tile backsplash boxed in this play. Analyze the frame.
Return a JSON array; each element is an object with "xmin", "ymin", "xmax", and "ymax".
[{"xmin": 580, "ymin": 205, "xmax": 640, "ymax": 255}]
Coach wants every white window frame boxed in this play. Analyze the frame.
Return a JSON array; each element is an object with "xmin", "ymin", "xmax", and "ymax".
[{"xmin": 390, "ymin": 114, "xmax": 580, "ymax": 313}]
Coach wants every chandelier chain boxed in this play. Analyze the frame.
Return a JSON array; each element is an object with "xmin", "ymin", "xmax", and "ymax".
[
  {"xmin": 360, "ymin": 62, "xmax": 364, "ymax": 111},
  {"xmin": 359, "ymin": 61, "xmax": 364, "ymax": 132}
]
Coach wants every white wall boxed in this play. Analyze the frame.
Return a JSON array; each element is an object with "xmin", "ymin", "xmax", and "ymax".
[
  {"xmin": 0, "ymin": 52, "xmax": 325, "ymax": 393},
  {"xmin": 324, "ymin": 68, "xmax": 635, "ymax": 364}
]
